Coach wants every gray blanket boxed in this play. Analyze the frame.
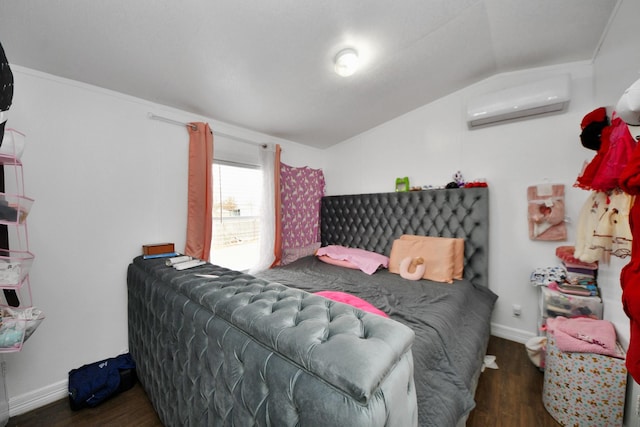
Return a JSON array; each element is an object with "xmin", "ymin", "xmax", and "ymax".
[{"xmin": 256, "ymin": 256, "xmax": 498, "ymax": 427}]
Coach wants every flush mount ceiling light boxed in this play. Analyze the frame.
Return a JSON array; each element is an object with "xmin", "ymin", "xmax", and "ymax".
[{"xmin": 334, "ymin": 48, "xmax": 359, "ymax": 77}]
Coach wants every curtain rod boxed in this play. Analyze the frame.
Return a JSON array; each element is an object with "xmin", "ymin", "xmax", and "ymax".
[{"xmin": 148, "ymin": 113, "xmax": 268, "ymax": 148}]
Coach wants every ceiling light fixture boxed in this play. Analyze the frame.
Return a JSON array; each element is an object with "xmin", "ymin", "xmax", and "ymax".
[{"xmin": 334, "ymin": 48, "xmax": 359, "ymax": 77}]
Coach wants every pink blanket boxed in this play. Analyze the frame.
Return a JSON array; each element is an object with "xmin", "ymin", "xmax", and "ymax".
[
  {"xmin": 546, "ymin": 317, "xmax": 623, "ymax": 358},
  {"xmin": 315, "ymin": 291, "xmax": 389, "ymax": 318}
]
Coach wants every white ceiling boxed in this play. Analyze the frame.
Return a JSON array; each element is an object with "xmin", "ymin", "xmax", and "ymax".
[{"xmin": 0, "ymin": 0, "xmax": 619, "ymax": 148}]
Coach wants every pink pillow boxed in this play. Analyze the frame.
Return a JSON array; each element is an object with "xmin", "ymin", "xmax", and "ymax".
[
  {"xmin": 315, "ymin": 291, "xmax": 389, "ymax": 317},
  {"xmin": 315, "ymin": 245, "xmax": 389, "ymax": 275},
  {"xmin": 317, "ymin": 255, "xmax": 359, "ymax": 270}
]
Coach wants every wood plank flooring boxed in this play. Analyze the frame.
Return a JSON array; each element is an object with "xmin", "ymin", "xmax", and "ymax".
[
  {"xmin": 7, "ymin": 336, "xmax": 559, "ymax": 426},
  {"xmin": 466, "ymin": 335, "xmax": 560, "ymax": 427}
]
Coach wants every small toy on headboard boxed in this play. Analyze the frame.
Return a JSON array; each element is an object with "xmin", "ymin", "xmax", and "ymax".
[
  {"xmin": 445, "ymin": 171, "xmax": 465, "ymax": 189},
  {"xmin": 453, "ymin": 171, "xmax": 465, "ymax": 187},
  {"xmin": 395, "ymin": 177, "xmax": 410, "ymax": 192}
]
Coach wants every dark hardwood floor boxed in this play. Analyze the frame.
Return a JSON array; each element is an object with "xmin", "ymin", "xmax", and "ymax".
[
  {"xmin": 7, "ymin": 336, "xmax": 559, "ymax": 426},
  {"xmin": 466, "ymin": 335, "xmax": 560, "ymax": 427}
]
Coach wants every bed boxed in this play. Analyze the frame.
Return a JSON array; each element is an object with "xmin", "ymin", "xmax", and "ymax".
[{"xmin": 127, "ymin": 187, "xmax": 497, "ymax": 427}]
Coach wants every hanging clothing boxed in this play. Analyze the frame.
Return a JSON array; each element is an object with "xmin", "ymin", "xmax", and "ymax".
[
  {"xmin": 579, "ymin": 107, "xmax": 609, "ymax": 151},
  {"xmin": 609, "ymin": 191, "xmax": 634, "ymax": 258},
  {"xmin": 590, "ymin": 116, "xmax": 637, "ymax": 191},
  {"xmin": 575, "ymin": 125, "xmax": 613, "ymax": 190},
  {"xmin": 580, "ymin": 190, "xmax": 633, "ymax": 262},
  {"xmin": 574, "ymin": 191, "xmax": 609, "ymax": 263},
  {"xmin": 0, "ymin": 40, "xmax": 13, "ymax": 141},
  {"xmin": 617, "ymin": 140, "xmax": 640, "ymax": 383}
]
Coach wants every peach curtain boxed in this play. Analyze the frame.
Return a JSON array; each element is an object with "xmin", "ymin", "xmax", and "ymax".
[
  {"xmin": 185, "ymin": 122, "xmax": 213, "ymax": 260},
  {"xmin": 272, "ymin": 144, "xmax": 282, "ymax": 266}
]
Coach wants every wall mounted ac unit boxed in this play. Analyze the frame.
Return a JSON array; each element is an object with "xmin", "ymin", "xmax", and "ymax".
[{"xmin": 466, "ymin": 74, "xmax": 571, "ymax": 129}]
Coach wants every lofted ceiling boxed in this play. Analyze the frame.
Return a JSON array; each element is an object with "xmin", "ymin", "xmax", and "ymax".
[{"xmin": 0, "ymin": 0, "xmax": 619, "ymax": 148}]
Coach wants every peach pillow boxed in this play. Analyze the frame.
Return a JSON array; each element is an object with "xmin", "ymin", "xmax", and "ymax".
[
  {"xmin": 400, "ymin": 235, "xmax": 464, "ymax": 279},
  {"xmin": 389, "ymin": 237, "xmax": 456, "ymax": 283}
]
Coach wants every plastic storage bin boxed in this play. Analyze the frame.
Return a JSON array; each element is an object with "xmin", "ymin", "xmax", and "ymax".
[
  {"xmin": 0, "ymin": 307, "xmax": 44, "ymax": 353},
  {"xmin": 539, "ymin": 286, "xmax": 603, "ymax": 321},
  {"xmin": 0, "ymin": 251, "xmax": 34, "ymax": 288},
  {"xmin": 0, "ymin": 129, "xmax": 25, "ymax": 160},
  {"xmin": 534, "ymin": 286, "xmax": 604, "ymax": 370},
  {"xmin": 0, "ymin": 194, "xmax": 33, "ymax": 225}
]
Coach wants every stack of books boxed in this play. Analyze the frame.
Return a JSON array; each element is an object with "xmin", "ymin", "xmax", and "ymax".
[
  {"xmin": 142, "ymin": 242, "xmax": 179, "ymax": 259},
  {"xmin": 140, "ymin": 243, "xmax": 207, "ymax": 270}
]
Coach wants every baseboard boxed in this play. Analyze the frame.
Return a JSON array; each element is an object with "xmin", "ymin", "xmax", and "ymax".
[
  {"xmin": 8, "ymin": 379, "xmax": 68, "ymax": 417},
  {"xmin": 490, "ymin": 322, "xmax": 536, "ymax": 344}
]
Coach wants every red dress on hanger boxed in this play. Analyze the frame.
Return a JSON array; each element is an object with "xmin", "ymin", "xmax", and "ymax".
[
  {"xmin": 591, "ymin": 116, "xmax": 637, "ymax": 191},
  {"xmin": 618, "ymin": 139, "xmax": 640, "ymax": 383},
  {"xmin": 575, "ymin": 124, "xmax": 612, "ymax": 190}
]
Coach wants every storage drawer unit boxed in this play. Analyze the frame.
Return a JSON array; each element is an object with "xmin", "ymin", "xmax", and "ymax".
[{"xmin": 539, "ymin": 286, "xmax": 603, "ymax": 325}]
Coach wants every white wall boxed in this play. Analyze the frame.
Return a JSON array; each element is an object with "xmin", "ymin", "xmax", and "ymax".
[
  {"xmin": 4, "ymin": 0, "xmax": 639, "ymax": 421},
  {"xmin": 325, "ymin": 60, "xmax": 600, "ymax": 342},
  {"xmin": 2, "ymin": 66, "xmax": 325, "ymax": 415}
]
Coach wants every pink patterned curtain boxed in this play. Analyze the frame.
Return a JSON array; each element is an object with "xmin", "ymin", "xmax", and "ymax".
[{"xmin": 279, "ymin": 163, "xmax": 325, "ymax": 264}]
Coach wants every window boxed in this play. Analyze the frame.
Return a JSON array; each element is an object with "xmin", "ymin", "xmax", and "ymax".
[{"xmin": 211, "ymin": 161, "xmax": 262, "ymax": 271}]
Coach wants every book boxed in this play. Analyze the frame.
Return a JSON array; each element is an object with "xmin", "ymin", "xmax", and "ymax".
[
  {"xmin": 142, "ymin": 243, "xmax": 175, "ymax": 255},
  {"xmin": 142, "ymin": 252, "xmax": 180, "ymax": 260}
]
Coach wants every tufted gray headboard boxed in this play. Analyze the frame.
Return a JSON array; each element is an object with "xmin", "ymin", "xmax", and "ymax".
[{"xmin": 320, "ymin": 187, "xmax": 489, "ymax": 288}]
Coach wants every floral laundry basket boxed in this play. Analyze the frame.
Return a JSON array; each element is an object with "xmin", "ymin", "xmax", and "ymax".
[{"xmin": 542, "ymin": 333, "xmax": 626, "ymax": 426}]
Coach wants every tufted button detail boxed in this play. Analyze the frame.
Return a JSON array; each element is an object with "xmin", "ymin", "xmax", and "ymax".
[
  {"xmin": 128, "ymin": 262, "xmax": 419, "ymax": 427},
  {"xmin": 321, "ymin": 187, "xmax": 488, "ymax": 288}
]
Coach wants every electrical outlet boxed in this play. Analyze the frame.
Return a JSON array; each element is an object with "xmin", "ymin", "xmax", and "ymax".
[
  {"xmin": 512, "ymin": 304, "xmax": 522, "ymax": 317},
  {"xmin": 636, "ymin": 394, "xmax": 640, "ymax": 417}
]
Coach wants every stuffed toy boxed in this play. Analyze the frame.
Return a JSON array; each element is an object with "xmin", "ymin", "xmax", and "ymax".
[{"xmin": 399, "ymin": 257, "xmax": 426, "ymax": 281}]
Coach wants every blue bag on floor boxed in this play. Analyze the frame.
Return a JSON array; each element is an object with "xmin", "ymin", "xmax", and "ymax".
[{"xmin": 68, "ymin": 353, "xmax": 136, "ymax": 410}]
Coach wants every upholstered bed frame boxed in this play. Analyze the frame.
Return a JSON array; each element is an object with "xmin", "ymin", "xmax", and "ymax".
[
  {"xmin": 127, "ymin": 187, "xmax": 491, "ymax": 427},
  {"xmin": 320, "ymin": 187, "xmax": 490, "ymax": 427},
  {"xmin": 321, "ymin": 188, "xmax": 489, "ymax": 288}
]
